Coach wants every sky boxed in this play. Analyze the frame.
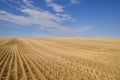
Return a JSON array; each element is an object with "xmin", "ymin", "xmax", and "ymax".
[{"xmin": 0, "ymin": 0, "xmax": 120, "ymax": 38}]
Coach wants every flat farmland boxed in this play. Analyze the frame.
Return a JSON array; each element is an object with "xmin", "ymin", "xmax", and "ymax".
[{"xmin": 0, "ymin": 38, "xmax": 120, "ymax": 80}]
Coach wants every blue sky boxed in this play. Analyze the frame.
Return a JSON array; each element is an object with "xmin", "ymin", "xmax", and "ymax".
[{"xmin": 0, "ymin": 0, "xmax": 120, "ymax": 38}]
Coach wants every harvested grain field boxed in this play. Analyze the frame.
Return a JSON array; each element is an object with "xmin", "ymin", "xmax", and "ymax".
[{"xmin": 0, "ymin": 38, "xmax": 120, "ymax": 80}]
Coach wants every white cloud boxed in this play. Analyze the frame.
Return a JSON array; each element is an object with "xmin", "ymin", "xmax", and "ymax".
[
  {"xmin": 1, "ymin": 0, "xmax": 36, "ymax": 9},
  {"xmin": 45, "ymin": 0, "xmax": 64, "ymax": 12},
  {"xmin": 45, "ymin": 25, "xmax": 92, "ymax": 37},
  {"xmin": 0, "ymin": 9, "xmax": 92, "ymax": 35},
  {"xmin": 45, "ymin": 0, "xmax": 80, "ymax": 12},
  {"xmin": 23, "ymin": 0, "xmax": 33, "ymax": 7},
  {"xmin": 47, "ymin": 3, "xmax": 64, "ymax": 12},
  {"xmin": 70, "ymin": 0, "xmax": 80, "ymax": 4},
  {"xmin": 45, "ymin": 0, "xmax": 53, "ymax": 3},
  {"xmin": 0, "ymin": 9, "xmax": 62, "ymax": 27},
  {"xmin": 56, "ymin": 13, "xmax": 73, "ymax": 21},
  {"xmin": 49, "ymin": 25, "xmax": 92, "ymax": 33},
  {"xmin": 0, "ymin": 0, "xmax": 72, "ymax": 29},
  {"xmin": 0, "ymin": 8, "xmax": 74, "ymax": 29},
  {"xmin": 0, "ymin": 0, "xmax": 92, "ymax": 37},
  {"xmin": 22, "ymin": 0, "xmax": 37, "ymax": 9},
  {"xmin": 0, "ymin": 11, "xmax": 29, "ymax": 25}
]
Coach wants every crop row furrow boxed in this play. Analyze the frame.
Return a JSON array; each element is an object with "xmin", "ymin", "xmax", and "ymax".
[
  {"xmin": 8, "ymin": 47, "xmax": 18, "ymax": 80},
  {"xmin": 18, "ymin": 47, "xmax": 36, "ymax": 80},
  {"xmin": 0, "ymin": 50, "xmax": 10, "ymax": 79},
  {"xmin": 5, "ymin": 48, "xmax": 14, "ymax": 80},
  {"xmin": 18, "ymin": 42, "xmax": 58, "ymax": 80},
  {"xmin": 17, "ymin": 49, "xmax": 27, "ymax": 80},
  {"xmin": 18, "ymin": 45, "xmax": 47, "ymax": 80},
  {"xmin": 0, "ymin": 48, "xmax": 9, "ymax": 62},
  {"xmin": 0, "ymin": 48, "xmax": 7, "ymax": 57},
  {"xmin": 0, "ymin": 49, "xmax": 12, "ymax": 80},
  {"xmin": 14, "ymin": 48, "xmax": 18, "ymax": 80},
  {"xmin": 0, "ymin": 48, "xmax": 9, "ymax": 69}
]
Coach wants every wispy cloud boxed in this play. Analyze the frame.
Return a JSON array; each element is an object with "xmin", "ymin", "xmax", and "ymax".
[
  {"xmin": 0, "ymin": 0, "xmax": 92, "ymax": 37},
  {"xmin": 0, "ymin": 0, "xmax": 72, "ymax": 29},
  {"xmin": 70, "ymin": 0, "xmax": 80, "ymax": 4},
  {"xmin": 0, "ymin": 9, "xmax": 85, "ymax": 32},
  {"xmin": 47, "ymin": 3, "xmax": 64, "ymax": 12},
  {"xmin": 44, "ymin": 26, "xmax": 92, "ymax": 37},
  {"xmin": 22, "ymin": 0, "xmax": 33, "ymax": 7},
  {"xmin": 0, "ymin": 9, "xmax": 70, "ymax": 28},
  {"xmin": 45, "ymin": 0, "xmax": 53, "ymax": 3},
  {"xmin": 45, "ymin": 0, "xmax": 64, "ymax": 12}
]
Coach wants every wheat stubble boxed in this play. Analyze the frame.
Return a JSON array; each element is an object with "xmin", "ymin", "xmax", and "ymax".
[{"xmin": 0, "ymin": 38, "xmax": 120, "ymax": 80}]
